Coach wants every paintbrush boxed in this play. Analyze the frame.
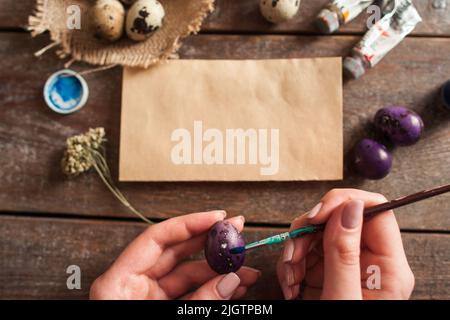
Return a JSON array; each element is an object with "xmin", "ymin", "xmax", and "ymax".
[{"xmin": 230, "ymin": 183, "xmax": 450, "ymax": 254}]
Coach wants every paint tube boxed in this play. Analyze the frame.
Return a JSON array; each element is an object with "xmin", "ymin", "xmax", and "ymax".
[
  {"xmin": 343, "ymin": 0, "xmax": 422, "ymax": 79},
  {"xmin": 316, "ymin": 0, "xmax": 376, "ymax": 33}
]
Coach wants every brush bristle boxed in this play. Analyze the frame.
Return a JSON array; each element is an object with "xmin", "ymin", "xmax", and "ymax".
[{"xmin": 230, "ymin": 247, "xmax": 244, "ymax": 254}]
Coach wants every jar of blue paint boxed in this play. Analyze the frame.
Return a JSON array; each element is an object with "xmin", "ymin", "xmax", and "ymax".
[
  {"xmin": 442, "ymin": 80, "xmax": 450, "ymax": 112},
  {"xmin": 44, "ymin": 69, "xmax": 89, "ymax": 114}
]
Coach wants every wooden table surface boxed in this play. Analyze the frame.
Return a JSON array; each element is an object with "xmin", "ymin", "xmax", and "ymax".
[{"xmin": 0, "ymin": 0, "xmax": 449, "ymax": 299}]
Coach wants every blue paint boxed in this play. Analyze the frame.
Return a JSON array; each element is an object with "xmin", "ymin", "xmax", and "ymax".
[
  {"xmin": 229, "ymin": 247, "xmax": 245, "ymax": 254},
  {"xmin": 49, "ymin": 75, "xmax": 82, "ymax": 110},
  {"xmin": 442, "ymin": 80, "xmax": 450, "ymax": 111},
  {"xmin": 44, "ymin": 70, "xmax": 88, "ymax": 114}
]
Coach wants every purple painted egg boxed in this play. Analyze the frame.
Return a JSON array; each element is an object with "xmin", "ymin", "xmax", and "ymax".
[
  {"xmin": 353, "ymin": 138, "xmax": 393, "ymax": 180},
  {"xmin": 374, "ymin": 106, "xmax": 424, "ymax": 146},
  {"xmin": 205, "ymin": 221, "xmax": 245, "ymax": 274}
]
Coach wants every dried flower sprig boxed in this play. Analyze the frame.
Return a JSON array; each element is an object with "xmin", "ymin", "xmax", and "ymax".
[{"xmin": 61, "ymin": 128, "xmax": 153, "ymax": 224}]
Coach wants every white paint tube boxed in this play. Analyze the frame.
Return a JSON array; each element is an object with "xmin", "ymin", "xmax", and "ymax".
[
  {"xmin": 316, "ymin": 0, "xmax": 376, "ymax": 33},
  {"xmin": 343, "ymin": 0, "xmax": 422, "ymax": 79}
]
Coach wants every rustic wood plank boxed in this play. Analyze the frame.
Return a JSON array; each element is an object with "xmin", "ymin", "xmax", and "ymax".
[
  {"xmin": 0, "ymin": 33, "xmax": 449, "ymax": 229},
  {"xmin": 0, "ymin": 216, "xmax": 448, "ymax": 299},
  {"xmin": 0, "ymin": 1, "xmax": 33, "ymax": 29},
  {"xmin": 2, "ymin": 0, "xmax": 450, "ymax": 36}
]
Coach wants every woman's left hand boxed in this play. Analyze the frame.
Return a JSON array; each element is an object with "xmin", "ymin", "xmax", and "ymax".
[{"xmin": 90, "ymin": 210, "xmax": 261, "ymax": 300}]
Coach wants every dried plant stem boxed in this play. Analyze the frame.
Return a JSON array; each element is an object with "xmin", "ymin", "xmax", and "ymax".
[
  {"xmin": 61, "ymin": 128, "xmax": 152, "ymax": 224},
  {"xmin": 91, "ymin": 149, "xmax": 153, "ymax": 224}
]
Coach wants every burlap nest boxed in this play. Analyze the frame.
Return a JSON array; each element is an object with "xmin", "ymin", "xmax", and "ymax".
[{"xmin": 28, "ymin": 0, "xmax": 214, "ymax": 68}]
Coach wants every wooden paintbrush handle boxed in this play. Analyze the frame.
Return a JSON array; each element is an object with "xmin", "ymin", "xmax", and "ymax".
[
  {"xmin": 307, "ymin": 183, "xmax": 450, "ymax": 234},
  {"xmin": 364, "ymin": 183, "xmax": 450, "ymax": 218}
]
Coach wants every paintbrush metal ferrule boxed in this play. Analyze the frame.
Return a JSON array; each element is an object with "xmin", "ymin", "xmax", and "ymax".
[
  {"xmin": 233, "ymin": 232, "xmax": 291, "ymax": 253},
  {"xmin": 244, "ymin": 242, "xmax": 266, "ymax": 251}
]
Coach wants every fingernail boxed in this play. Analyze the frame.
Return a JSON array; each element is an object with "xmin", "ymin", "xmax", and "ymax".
[
  {"xmin": 217, "ymin": 273, "xmax": 241, "ymax": 298},
  {"xmin": 283, "ymin": 239, "xmax": 295, "ymax": 263},
  {"xmin": 213, "ymin": 210, "xmax": 226, "ymax": 218},
  {"xmin": 281, "ymin": 282, "xmax": 293, "ymax": 300},
  {"xmin": 341, "ymin": 200, "xmax": 364, "ymax": 230},
  {"xmin": 237, "ymin": 215, "xmax": 245, "ymax": 224},
  {"xmin": 284, "ymin": 263, "xmax": 295, "ymax": 287},
  {"xmin": 302, "ymin": 202, "xmax": 323, "ymax": 219}
]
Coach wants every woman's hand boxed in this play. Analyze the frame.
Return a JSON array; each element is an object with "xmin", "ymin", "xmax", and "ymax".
[
  {"xmin": 90, "ymin": 211, "xmax": 261, "ymax": 300},
  {"xmin": 277, "ymin": 189, "xmax": 415, "ymax": 300}
]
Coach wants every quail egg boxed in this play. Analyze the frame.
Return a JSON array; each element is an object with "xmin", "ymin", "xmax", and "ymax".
[
  {"xmin": 90, "ymin": 0, "xmax": 125, "ymax": 42},
  {"xmin": 259, "ymin": 0, "xmax": 301, "ymax": 24},
  {"xmin": 126, "ymin": 0, "xmax": 165, "ymax": 41}
]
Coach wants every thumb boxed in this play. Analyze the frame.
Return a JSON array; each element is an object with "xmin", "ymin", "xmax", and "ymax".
[
  {"xmin": 189, "ymin": 273, "xmax": 241, "ymax": 300},
  {"xmin": 321, "ymin": 200, "xmax": 364, "ymax": 300}
]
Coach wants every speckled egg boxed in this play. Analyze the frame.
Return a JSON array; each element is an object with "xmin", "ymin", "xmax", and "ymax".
[
  {"xmin": 126, "ymin": 0, "xmax": 165, "ymax": 41},
  {"xmin": 205, "ymin": 221, "xmax": 246, "ymax": 274},
  {"xmin": 90, "ymin": 0, "xmax": 125, "ymax": 42},
  {"xmin": 259, "ymin": 0, "xmax": 301, "ymax": 24},
  {"xmin": 374, "ymin": 106, "xmax": 424, "ymax": 146}
]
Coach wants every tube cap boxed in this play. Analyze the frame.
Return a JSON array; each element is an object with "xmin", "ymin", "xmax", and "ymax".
[
  {"xmin": 343, "ymin": 56, "xmax": 366, "ymax": 80},
  {"xmin": 316, "ymin": 9, "xmax": 340, "ymax": 34}
]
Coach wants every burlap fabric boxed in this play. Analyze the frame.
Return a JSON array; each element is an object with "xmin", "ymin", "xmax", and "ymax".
[{"xmin": 28, "ymin": 0, "xmax": 214, "ymax": 68}]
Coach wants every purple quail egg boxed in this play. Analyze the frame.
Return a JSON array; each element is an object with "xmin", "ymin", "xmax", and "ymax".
[
  {"xmin": 374, "ymin": 106, "xmax": 424, "ymax": 146},
  {"xmin": 205, "ymin": 221, "xmax": 246, "ymax": 274},
  {"xmin": 352, "ymin": 138, "xmax": 393, "ymax": 180}
]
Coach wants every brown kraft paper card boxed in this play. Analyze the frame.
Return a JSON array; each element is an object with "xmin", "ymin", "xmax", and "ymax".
[{"xmin": 120, "ymin": 58, "xmax": 343, "ymax": 181}]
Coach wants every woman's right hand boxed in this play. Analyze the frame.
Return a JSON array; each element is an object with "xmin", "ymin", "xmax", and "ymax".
[{"xmin": 277, "ymin": 189, "xmax": 415, "ymax": 300}]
